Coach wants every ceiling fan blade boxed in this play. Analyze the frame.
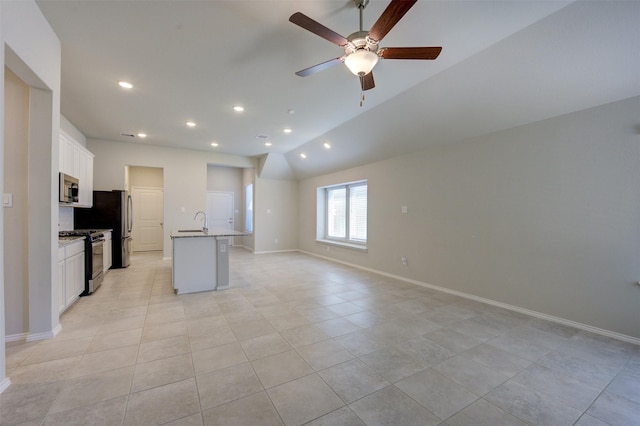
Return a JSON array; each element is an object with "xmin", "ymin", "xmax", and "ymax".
[
  {"xmin": 295, "ymin": 57, "xmax": 344, "ymax": 77},
  {"xmin": 289, "ymin": 12, "xmax": 349, "ymax": 46},
  {"xmin": 368, "ymin": 0, "xmax": 418, "ymax": 42},
  {"xmin": 379, "ymin": 46, "xmax": 442, "ymax": 60},
  {"xmin": 360, "ymin": 72, "xmax": 375, "ymax": 91}
]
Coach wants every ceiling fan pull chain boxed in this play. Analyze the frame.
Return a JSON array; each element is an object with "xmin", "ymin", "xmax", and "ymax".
[{"xmin": 360, "ymin": 91, "xmax": 365, "ymax": 107}]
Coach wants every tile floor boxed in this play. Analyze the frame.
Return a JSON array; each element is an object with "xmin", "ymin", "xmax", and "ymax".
[{"xmin": 2, "ymin": 249, "xmax": 639, "ymax": 426}]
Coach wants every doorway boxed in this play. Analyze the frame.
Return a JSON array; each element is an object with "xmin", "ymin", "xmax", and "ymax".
[
  {"xmin": 131, "ymin": 187, "xmax": 164, "ymax": 252},
  {"xmin": 207, "ymin": 191, "xmax": 234, "ymax": 245},
  {"xmin": 128, "ymin": 166, "xmax": 164, "ymax": 253}
]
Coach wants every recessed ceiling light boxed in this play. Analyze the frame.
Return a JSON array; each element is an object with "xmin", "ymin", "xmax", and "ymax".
[
  {"xmin": 233, "ymin": 106, "xmax": 244, "ymax": 112},
  {"xmin": 186, "ymin": 121, "xmax": 196, "ymax": 127},
  {"xmin": 265, "ymin": 142, "xmax": 272, "ymax": 147},
  {"xmin": 283, "ymin": 128, "xmax": 292, "ymax": 134},
  {"xmin": 137, "ymin": 133, "xmax": 147, "ymax": 138},
  {"xmin": 323, "ymin": 142, "xmax": 331, "ymax": 149},
  {"xmin": 300, "ymin": 153, "xmax": 306, "ymax": 159},
  {"xmin": 118, "ymin": 81, "xmax": 133, "ymax": 89},
  {"xmin": 210, "ymin": 142, "xmax": 219, "ymax": 147}
]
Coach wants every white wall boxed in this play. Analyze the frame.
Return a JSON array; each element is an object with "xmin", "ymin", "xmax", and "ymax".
[
  {"xmin": 87, "ymin": 139, "xmax": 256, "ymax": 259},
  {"xmin": 299, "ymin": 96, "xmax": 640, "ymax": 340},
  {"xmin": 1, "ymin": 0, "xmax": 62, "ymax": 391},
  {"xmin": 254, "ymin": 178, "xmax": 298, "ymax": 253}
]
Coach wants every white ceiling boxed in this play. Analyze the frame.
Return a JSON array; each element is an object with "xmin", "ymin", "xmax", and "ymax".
[{"xmin": 36, "ymin": 1, "xmax": 640, "ymax": 179}]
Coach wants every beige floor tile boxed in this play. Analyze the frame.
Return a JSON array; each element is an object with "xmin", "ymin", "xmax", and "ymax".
[
  {"xmin": 124, "ymin": 378, "xmax": 200, "ymax": 425},
  {"xmin": 48, "ymin": 366, "xmax": 134, "ymax": 414},
  {"xmin": 86, "ymin": 328, "xmax": 142, "ymax": 353},
  {"xmin": 192, "ymin": 342, "xmax": 247, "ymax": 376},
  {"xmin": 395, "ymin": 368, "xmax": 478, "ymax": 420},
  {"xmin": 251, "ymin": 349, "xmax": 314, "ymax": 389},
  {"xmin": 3, "ymin": 251, "xmax": 625, "ymax": 425},
  {"xmin": 8, "ymin": 356, "xmax": 81, "ymax": 385},
  {"xmin": 0, "ymin": 382, "xmax": 65, "ymax": 424},
  {"xmin": 279, "ymin": 324, "xmax": 329, "ymax": 348},
  {"xmin": 349, "ymin": 385, "xmax": 441, "ymax": 426},
  {"xmin": 137, "ymin": 334, "xmax": 191, "ymax": 363},
  {"xmin": 70, "ymin": 344, "xmax": 139, "ymax": 378},
  {"xmin": 304, "ymin": 406, "xmax": 366, "ymax": 426},
  {"xmin": 202, "ymin": 391, "xmax": 283, "ymax": 426},
  {"xmin": 239, "ymin": 333, "xmax": 292, "ymax": 361},
  {"xmin": 42, "ymin": 396, "xmax": 127, "ymax": 426},
  {"xmin": 296, "ymin": 339, "xmax": 354, "ymax": 371},
  {"xmin": 196, "ymin": 362, "xmax": 263, "ymax": 410},
  {"xmin": 318, "ymin": 359, "xmax": 389, "ymax": 404},
  {"xmin": 22, "ymin": 336, "xmax": 92, "ymax": 366},
  {"xmin": 267, "ymin": 373, "xmax": 344, "ymax": 426},
  {"xmin": 142, "ymin": 320, "xmax": 188, "ymax": 342},
  {"xmin": 132, "ymin": 353, "xmax": 194, "ymax": 392}
]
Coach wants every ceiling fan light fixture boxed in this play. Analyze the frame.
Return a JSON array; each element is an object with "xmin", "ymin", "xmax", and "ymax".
[{"xmin": 344, "ymin": 49, "xmax": 379, "ymax": 76}]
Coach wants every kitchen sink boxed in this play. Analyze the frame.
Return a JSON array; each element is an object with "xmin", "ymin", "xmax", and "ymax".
[{"xmin": 178, "ymin": 229, "xmax": 204, "ymax": 233}]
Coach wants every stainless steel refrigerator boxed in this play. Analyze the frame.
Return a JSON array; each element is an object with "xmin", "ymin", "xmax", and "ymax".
[{"xmin": 74, "ymin": 190, "xmax": 132, "ymax": 268}]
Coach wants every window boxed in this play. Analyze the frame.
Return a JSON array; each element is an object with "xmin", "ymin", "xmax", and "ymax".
[
  {"xmin": 320, "ymin": 180, "xmax": 367, "ymax": 246},
  {"xmin": 245, "ymin": 183, "xmax": 253, "ymax": 233}
]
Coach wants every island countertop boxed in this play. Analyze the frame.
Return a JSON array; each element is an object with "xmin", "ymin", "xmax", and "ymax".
[{"xmin": 170, "ymin": 228, "xmax": 248, "ymax": 238}]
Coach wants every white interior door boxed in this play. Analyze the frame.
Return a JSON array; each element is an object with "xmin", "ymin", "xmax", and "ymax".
[
  {"xmin": 207, "ymin": 191, "xmax": 234, "ymax": 245},
  {"xmin": 132, "ymin": 186, "xmax": 164, "ymax": 252}
]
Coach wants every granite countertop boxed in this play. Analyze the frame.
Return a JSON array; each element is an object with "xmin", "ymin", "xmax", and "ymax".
[
  {"xmin": 171, "ymin": 228, "xmax": 248, "ymax": 238},
  {"xmin": 58, "ymin": 229, "xmax": 113, "ymax": 247},
  {"xmin": 58, "ymin": 236, "xmax": 85, "ymax": 247}
]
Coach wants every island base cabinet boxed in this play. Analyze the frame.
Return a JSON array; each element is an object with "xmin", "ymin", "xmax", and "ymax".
[
  {"xmin": 216, "ymin": 237, "xmax": 230, "ymax": 290},
  {"xmin": 172, "ymin": 236, "xmax": 217, "ymax": 294}
]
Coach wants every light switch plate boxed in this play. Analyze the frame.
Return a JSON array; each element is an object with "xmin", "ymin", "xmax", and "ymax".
[
  {"xmin": 3, "ymin": 193, "xmax": 13, "ymax": 208},
  {"xmin": 401, "ymin": 206, "xmax": 408, "ymax": 213}
]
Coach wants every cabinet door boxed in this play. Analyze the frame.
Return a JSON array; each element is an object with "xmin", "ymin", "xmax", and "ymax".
[
  {"xmin": 65, "ymin": 252, "xmax": 84, "ymax": 306},
  {"xmin": 73, "ymin": 252, "xmax": 85, "ymax": 297},
  {"xmin": 61, "ymin": 133, "xmax": 76, "ymax": 176},
  {"xmin": 58, "ymin": 260, "xmax": 66, "ymax": 314}
]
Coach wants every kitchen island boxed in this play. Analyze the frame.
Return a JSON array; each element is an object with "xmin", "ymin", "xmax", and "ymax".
[{"xmin": 170, "ymin": 228, "xmax": 247, "ymax": 294}]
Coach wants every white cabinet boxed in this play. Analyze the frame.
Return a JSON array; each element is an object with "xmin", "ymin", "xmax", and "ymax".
[
  {"xmin": 59, "ymin": 240, "xmax": 85, "ymax": 313},
  {"xmin": 59, "ymin": 130, "xmax": 94, "ymax": 207},
  {"xmin": 103, "ymin": 231, "xmax": 112, "ymax": 274},
  {"xmin": 57, "ymin": 247, "xmax": 66, "ymax": 314}
]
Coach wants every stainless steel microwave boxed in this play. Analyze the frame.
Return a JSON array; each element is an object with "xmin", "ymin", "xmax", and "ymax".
[{"xmin": 59, "ymin": 173, "xmax": 79, "ymax": 203}]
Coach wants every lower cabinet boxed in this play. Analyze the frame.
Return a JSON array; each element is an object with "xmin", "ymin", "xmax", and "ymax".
[
  {"xmin": 103, "ymin": 231, "xmax": 112, "ymax": 274},
  {"xmin": 59, "ymin": 240, "xmax": 85, "ymax": 314}
]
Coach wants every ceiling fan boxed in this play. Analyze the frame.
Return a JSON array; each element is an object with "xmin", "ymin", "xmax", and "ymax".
[{"xmin": 289, "ymin": 0, "xmax": 442, "ymax": 92}]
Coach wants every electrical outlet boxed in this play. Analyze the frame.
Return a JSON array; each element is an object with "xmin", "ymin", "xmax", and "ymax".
[{"xmin": 401, "ymin": 256, "xmax": 408, "ymax": 265}]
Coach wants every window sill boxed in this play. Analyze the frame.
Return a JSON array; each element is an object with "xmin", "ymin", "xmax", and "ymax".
[{"xmin": 316, "ymin": 239, "xmax": 368, "ymax": 252}]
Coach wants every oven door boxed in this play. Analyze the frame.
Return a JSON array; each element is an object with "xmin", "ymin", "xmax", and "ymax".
[{"xmin": 89, "ymin": 240, "xmax": 104, "ymax": 293}]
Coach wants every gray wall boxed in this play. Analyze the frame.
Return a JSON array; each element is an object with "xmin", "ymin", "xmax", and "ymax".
[{"xmin": 299, "ymin": 96, "xmax": 640, "ymax": 339}]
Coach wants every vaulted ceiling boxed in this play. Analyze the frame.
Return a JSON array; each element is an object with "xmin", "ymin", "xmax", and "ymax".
[{"xmin": 37, "ymin": 1, "xmax": 640, "ymax": 178}]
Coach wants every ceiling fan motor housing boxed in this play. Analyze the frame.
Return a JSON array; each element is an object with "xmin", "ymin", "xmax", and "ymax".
[{"xmin": 345, "ymin": 31, "xmax": 379, "ymax": 56}]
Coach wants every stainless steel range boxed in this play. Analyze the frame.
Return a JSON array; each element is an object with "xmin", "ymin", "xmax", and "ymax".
[{"xmin": 59, "ymin": 229, "xmax": 105, "ymax": 295}]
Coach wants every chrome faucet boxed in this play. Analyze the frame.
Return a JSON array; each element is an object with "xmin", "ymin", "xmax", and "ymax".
[{"xmin": 194, "ymin": 211, "xmax": 208, "ymax": 232}]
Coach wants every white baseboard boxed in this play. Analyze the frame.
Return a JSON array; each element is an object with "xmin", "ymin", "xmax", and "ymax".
[
  {"xmin": 4, "ymin": 333, "xmax": 28, "ymax": 343},
  {"xmin": 253, "ymin": 249, "xmax": 299, "ymax": 255},
  {"xmin": 0, "ymin": 377, "xmax": 11, "ymax": 394},
  {"xmin": 299, "ymin": 250, "xmax": 640, "ymax": 346},
  {"xmin": 25, "ymin": 323, "xmax": 62, "ymax": 342}
]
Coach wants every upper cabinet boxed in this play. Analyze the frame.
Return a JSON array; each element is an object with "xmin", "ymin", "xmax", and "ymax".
[{"xmin": 59, "ymin": 130, "xmax": 94, "ymax": 208}]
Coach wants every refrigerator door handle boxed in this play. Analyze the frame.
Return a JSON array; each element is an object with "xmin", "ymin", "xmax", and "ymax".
[{"xmin": 127, "ymin": 194, "xmax": 133, "ymax": 233}]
